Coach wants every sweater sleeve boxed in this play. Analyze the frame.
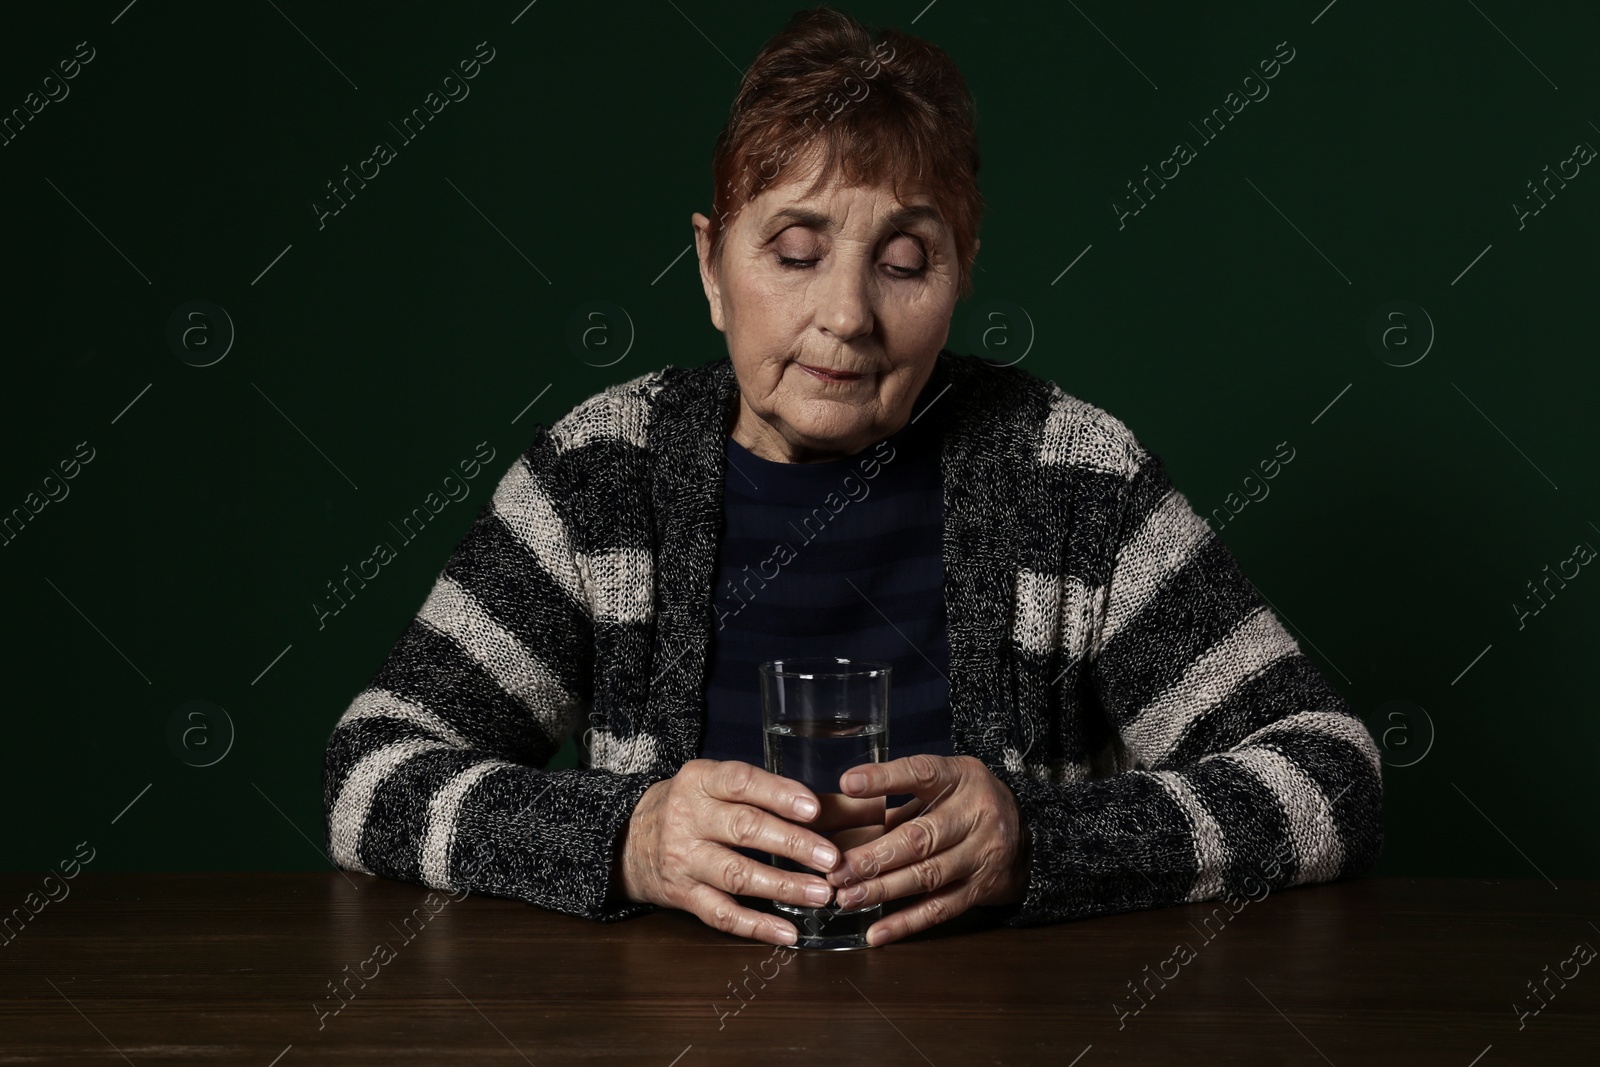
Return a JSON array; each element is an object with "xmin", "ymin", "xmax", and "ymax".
[
  {"xmin": 990, "ymin": 439, "xmax": 1384, "ymax": 927},
  {"xmin": 321, "ymin": 424, "xmax": 662, "ymax": 922}
]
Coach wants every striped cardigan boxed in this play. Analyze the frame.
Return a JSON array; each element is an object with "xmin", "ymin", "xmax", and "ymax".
[{"xmin": 321, "ymin": 350, "xmax": 1384, "ymax": 927}]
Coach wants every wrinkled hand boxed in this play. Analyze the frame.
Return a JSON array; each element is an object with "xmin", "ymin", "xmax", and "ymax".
[
  {"xmin": 617, "ymin": 759, "xmax": 842, "ymax": 947},
  {"xmin": 826, "ymin": 753, "xmax": 1031, "ymax": 947}
]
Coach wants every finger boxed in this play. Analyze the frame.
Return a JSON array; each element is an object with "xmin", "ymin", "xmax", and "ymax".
[
  {"xmin": 692, "ymin": 843, "xmax": 836, "ymax": 910},
  {"xmin": 829, "ymin": 768, "xmax": 963, "ymax": 886},
  {"xmin": 833, "ymin": 832, "xmax": 988, "ymax": 910},
  {"xmin": 684, "ymin": 882, "xmax": 798, "ymax": 947},
  {"xmin": 714, "ymin": 801, "xmax": 842, "ymax": 875},
  {"xmin": 828, "ymin": 802, "xmax": 956, "ymax": 888},
  {"xmin": 705, "ymin": 759, "xmax": 822, "ymax": 823},
  {"xmin": 838, "ymin": 752, "xmax": 951, "ymax": 801},
  {"xmin": 865, "ymin": 879, "xmax": 973, "ymax": 947}
]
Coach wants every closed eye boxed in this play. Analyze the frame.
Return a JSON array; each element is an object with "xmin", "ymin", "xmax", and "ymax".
[{"xmin": 777, "ymin": 255, "xmax": 925, "ymax": 278}]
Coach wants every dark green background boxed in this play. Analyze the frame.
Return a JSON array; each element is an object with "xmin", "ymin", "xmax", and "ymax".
[{"xmin": 3, "ymin": 1, "xmax": 1594, "ymax": 882}]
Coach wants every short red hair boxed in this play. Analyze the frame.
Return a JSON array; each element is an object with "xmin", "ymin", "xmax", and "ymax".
[{"xmin": 706, "ymin": 7, "xmax": 983, "ymax": 298}]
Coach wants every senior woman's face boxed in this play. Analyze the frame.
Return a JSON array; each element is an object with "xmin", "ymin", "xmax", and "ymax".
[{"xmin": 692, "ymin": 155, "xmax": 969, "ymax": 463}]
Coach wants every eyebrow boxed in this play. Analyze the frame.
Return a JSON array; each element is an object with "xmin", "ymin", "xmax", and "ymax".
[{"xmin": 763, "ymin": 203, "xmax": 945, "ymax": 236}]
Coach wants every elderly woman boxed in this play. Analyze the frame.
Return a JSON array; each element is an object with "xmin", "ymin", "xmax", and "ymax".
[{"xmin": 322, "ymin": 7, "xmax": 1382, "ymax": 950}]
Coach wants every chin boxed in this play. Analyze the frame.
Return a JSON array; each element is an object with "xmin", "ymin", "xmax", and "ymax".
[{"xmin": 782, "ymin": 404, "xmax": 875, "ymax": 448}]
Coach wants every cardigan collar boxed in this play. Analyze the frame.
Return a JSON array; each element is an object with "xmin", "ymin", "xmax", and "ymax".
[{"xmin": 643, "ymin": 350, "xmax": 1022, "ymax": 772}]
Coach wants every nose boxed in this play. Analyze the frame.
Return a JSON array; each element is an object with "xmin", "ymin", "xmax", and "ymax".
[{"xmin": 813, "ymin": 256, "xmax": 874, "ymax": 341}]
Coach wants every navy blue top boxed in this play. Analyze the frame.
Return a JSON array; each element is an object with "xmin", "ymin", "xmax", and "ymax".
[{"xmin": 699, "ymin": 404, "xmax": 953, "ymax": 870}]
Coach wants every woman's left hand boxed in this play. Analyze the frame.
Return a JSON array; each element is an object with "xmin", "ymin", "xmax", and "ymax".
[{"xmin": 823, "ymin": 753, "xmax": 1031, "ymax": 947}]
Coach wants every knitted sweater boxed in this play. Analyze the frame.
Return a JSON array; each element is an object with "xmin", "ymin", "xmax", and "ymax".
[{"xmin": 321, "ymin": 350, "xmax": 1384, "ymax": 927}]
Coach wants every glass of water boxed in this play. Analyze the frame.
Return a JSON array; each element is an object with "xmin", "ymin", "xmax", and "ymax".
[{"xmin": 759, "ymin": 657, "xmax": 890, "ymax": 950}]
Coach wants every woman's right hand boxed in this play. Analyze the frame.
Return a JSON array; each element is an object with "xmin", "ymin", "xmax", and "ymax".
[{"xmin": 618, "ymin": 759, "xmax": 841, "ymax": 946}]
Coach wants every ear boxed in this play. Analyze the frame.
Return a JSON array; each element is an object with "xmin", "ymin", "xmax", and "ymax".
[{"xmin": 691, "ymin": 212, "xmax": 726, "ymax": 333}]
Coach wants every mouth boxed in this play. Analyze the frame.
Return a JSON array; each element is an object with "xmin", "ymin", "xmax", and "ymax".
[{"xmin": 795, "ymin": 361, "xmax": 868, "ymax": 383}]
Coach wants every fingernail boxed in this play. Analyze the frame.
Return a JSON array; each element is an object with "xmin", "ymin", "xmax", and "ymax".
[
  {"xmin": 776, "ymin": 924, "xmax": 797, "ymax": 945},
  {"xmin": 804, "ymin": 883, "xmax": 832, "ymax": 905},
  {"xmin": 795, "ymin": 797, "xmax": 818, "ymax": 819},
  {"xmin": 812, "ymin": 844, "xmax": 838, "ymax": 870},
  {"xmin": 843, "ymin": 772, "xmax": 866, "ymax": 792}
]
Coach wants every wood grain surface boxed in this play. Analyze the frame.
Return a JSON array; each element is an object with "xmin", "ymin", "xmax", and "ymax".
[{"xmin": 1, "ymin": 874, "xmax": 1596, "ymax": 1064}]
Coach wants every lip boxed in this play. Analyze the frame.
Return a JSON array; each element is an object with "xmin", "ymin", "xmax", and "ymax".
[{"xmin": 796, "ymin": 362, "xmax": 867, "ymax": 383}]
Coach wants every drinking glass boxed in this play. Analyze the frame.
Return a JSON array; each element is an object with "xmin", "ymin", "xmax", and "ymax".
[{"xmin": 759, "ymin": 657, "xmax": 890, "ymax": 950}]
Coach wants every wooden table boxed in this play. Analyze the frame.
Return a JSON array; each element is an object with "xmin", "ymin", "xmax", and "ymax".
[{"xmin": 2, "ymin": 874, "xmax": 1595, "ymax": 1064}]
